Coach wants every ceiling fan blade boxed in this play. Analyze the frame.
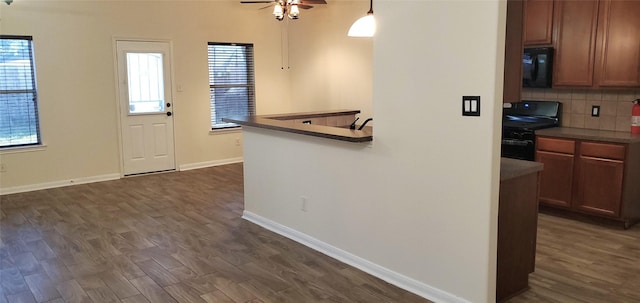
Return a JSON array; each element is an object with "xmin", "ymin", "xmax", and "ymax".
[
  {"xmin": 300, "ymin": 0, "xmax": 326, "ymax": 4},
  {"xmin": 258, "ymin": 4, "xmax": 274, "ymax": 10},
  {"xmin": 298, "ymin": 4, "xmax": 313, "ymax": 9}
]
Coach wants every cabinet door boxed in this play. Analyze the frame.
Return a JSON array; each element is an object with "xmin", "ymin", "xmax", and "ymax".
[
  {"xmin": 536, "ymin": 151, "xmax": 574, "ymax": 208},
  {"xmin": 504, "ymin": 0, "xmax": 524, "ymax": 103},
  {"xmin": 594, "ymin": 0, "xmax": 640, "ymax": 87},
  {"xmin": 575, "ymin": 156, "xmax": 624, "ymax": 216},
  {"xmin": 552, "ymin": 0, "xmax": 599, "ymax": 86},
  {"xmin": 523, "ymin": 0, "xmax": 554, "ymax": 46}
]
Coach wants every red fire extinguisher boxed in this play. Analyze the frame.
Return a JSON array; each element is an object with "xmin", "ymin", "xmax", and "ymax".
[{"xmin": 633, "ymin": 99, "xmax": 640, "ymax": 134}]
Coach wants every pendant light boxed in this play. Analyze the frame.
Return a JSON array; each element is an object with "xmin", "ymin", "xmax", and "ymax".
[
  {"xmin": 348, "ymin": 0, "xmax": 375, "ymax": 37},
  {"xmin": 4, "ymin": 0, "xmax": 13, "ymax": 5}
]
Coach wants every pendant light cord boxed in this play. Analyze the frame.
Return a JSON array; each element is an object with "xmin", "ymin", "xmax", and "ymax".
[
  {"xmin": 280, "ymin": 21, "xmax": 285, "ymax": 69},
  {"xmin": 286, "ymin": 18, "xmax": 291, "ymax": 70},
  {"xmin": 368, "ymin": 0, "xmax": 373, "ymax": 14}
]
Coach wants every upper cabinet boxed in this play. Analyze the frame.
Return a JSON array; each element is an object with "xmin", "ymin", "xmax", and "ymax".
[
  {"xmin": 552, "ymin": 0, "xmax": 599, "ymax": 87},
  {"xmin": 551, "ymin": 0, "xmax": 640, "ymax": 88},
  {"xmin": 523, "ymin": 0, "xmax": 554, "ymax": 46},
  {"xmin": 504, "ymin": 0, "xmax": 525, "ymax": 103},
  {"xmin": 594, "ymin": 0, "xmax": 640, "ymax": 87}
]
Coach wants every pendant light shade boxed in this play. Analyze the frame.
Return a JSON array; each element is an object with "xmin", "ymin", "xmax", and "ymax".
[{"xmin": 348, "ymin": 0, "xmax": 375, "ymax": 37}]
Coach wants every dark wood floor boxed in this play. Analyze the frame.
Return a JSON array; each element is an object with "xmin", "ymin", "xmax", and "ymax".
[
  {"xmin": 507, "ymin": 212, "xmax": 640, "ymax": 303},
  {"xmin": 0, "ymin": 163, "xmax": 430, "ymax": 303},
  {"xmin": 2, "ymin": 163, "xmax": 640, "ymax": 303}
]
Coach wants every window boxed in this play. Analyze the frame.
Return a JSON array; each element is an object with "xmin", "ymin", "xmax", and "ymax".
[
  {"xmin": 208, "ymin": 43, "xmax": 255, "ymax": 129},
  {"xmin": 0, "ymin": 36, "xmax": 41, "ymax": 148}
]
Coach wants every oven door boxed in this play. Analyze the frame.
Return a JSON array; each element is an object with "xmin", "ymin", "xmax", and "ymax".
[{"xmin": 501, "ymin": 138, "xmax": 535, "ymax": 161}]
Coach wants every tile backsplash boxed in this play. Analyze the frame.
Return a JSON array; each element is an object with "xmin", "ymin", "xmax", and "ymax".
[{"xmin": 521, "ymin": 88, "xmax": 640, "ymax": 132}]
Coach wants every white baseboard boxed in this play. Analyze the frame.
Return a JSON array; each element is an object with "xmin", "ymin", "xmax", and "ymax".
[
  {"xmin": 0, "ymin": 157, "xmax": 244, "ymax": 195},
  {"xmin": 242, "ymin": 211, "xmax": 471, "ymax": 303},
  {"xmin": 179, "ymin": 157, "xmax": 243, "ymax": 171},
  {"xmin": 0, "ymin": 173, "xmax": 121, "ymax": 195}
]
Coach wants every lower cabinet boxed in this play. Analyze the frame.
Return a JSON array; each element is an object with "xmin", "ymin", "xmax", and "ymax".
[
  {"xmin": 497, "ymin": 163, "xmax": 540, "ymax": 302},
  {"xmin": 536, "ymin": 136, "xmax": 640, "ymax": 227},
  {"xmin": 575, "ymin": 156, "xmax": 624, "ymax": 216},
  {"xmin": 537, "ymin": 150, "xmax": 574, "ymax": 208}
]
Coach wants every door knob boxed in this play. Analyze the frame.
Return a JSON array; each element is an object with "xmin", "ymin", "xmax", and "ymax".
[{"xmin": 166, "ymin": 112, "xmax": 172, "ymax": 117}]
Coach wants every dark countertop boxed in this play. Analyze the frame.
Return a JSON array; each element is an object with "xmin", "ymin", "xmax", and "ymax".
[
  {"xmin": 536, "ymin": 127, "xmax": 640, "ymax": 144},
  {"xmin": 500, "ymin": 158, "xmax": 543, "ymax": 181},
  {"xmin": 222, "ymin": 112, "xmax": 373, "ymax": 143},
  {"xmin": 261, "ymin": 110, "xmax": 361, "ymax": 120}
]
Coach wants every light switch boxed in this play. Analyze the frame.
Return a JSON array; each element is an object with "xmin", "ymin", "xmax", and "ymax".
[
  {"xmin": 462, "ymin": 96, "xmax": 481, "ymax": 116},
  {"xmin": 591, "ymin": 105, "xmax": 600, "ymax": 117}
]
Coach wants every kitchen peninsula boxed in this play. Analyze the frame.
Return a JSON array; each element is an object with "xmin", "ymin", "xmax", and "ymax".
[
  {"xmin": 226, "ymin": 110, "xmax": 542, "ymax": 302},
  {"xmin": 498, "ymin": 158, "xmax": 543, "ymax": 301},
  {"xmin": 223, "ymin": 110, "xmax": 373, "ymax": 143}
]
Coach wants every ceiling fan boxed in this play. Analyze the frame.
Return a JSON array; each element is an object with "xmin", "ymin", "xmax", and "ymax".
[{"xmin": 240, "ymin": 0, "xmax": 327, "ymax": 20}]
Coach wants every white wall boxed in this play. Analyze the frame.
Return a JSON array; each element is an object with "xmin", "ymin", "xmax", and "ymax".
[
  {"xmin": 242, "ymin": 0, "xmax": 505, "ymax": 302},
  {"xmin": 0, "ymin": 0, "xmax": 373, "ymax": 191},
  {"xmin": 289, "ymin": 1, "xmax": 374, "ymax": 119}
]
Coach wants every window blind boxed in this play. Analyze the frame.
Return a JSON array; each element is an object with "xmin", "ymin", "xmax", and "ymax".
[
  {"xmin": 0, "ymin": 36, "xmax": 41, "ymax": 148},
  {"xmin": 208, "ymin": 43, "xmax": 256, "ymax": 129}
]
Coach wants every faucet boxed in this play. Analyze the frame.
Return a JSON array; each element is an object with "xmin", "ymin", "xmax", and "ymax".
[
  {"xmin": 349, "ymin": 117, "xmax": 360, "ymax": 129},
  {"xmin": 358, "ymin": 118, "xmax": 373, "ymax": 130}
]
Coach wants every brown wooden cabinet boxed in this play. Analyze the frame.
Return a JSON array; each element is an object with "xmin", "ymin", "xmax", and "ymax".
[
  {"xmin": 593, "ymin": 0, "xmax": 640, "ymax": 87},
  {"xmin": 536, "ymin": 137, "xmax": 575, "ymax": 208},
  {"xmin": 497, "ymin": 159, "xmax": 542, "ymax": 302},
  {"xmin": 523, "ymin": 0, "xmax": 554, "ymax": 46},
  {"xmin": 574, "ymin": 141, "xmax": 626, "ymax": 216},
  {"xmin": 503, "ymin": 0, "xmax": 525, "ymax": 103},
  {"xmin": 536, "ymin": 136, "xmax": 640, "ymax": 227},
  {"xmin": 575, "ymin": 157, "xmax": 624, "ymax": 216},
  {"xmin": 552, "ymin": 0, "xmax": 599, "ymax": 87},
  {"xmin": 552, "ymin": 0, "xmax": 640, "ymax": 88}
]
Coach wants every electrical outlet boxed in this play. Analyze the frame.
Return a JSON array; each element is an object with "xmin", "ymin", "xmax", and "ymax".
[{"xmin": 300, "ymin": 196, "xmax": 309, "ymax": 212}]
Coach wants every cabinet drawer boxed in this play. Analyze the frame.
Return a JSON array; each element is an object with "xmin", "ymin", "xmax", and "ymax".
[
  {"xmin": 580, "ymin": 142, "xmax": 626, "ymax": 160},
  {"xmin": 537, "ymin": 137, "xmax": 575, "ymax": 154}
]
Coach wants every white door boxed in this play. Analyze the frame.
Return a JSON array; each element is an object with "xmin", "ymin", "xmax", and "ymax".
[{"xmin": 116, "ymin": 40, "xmax": 176, "ymax": 175}]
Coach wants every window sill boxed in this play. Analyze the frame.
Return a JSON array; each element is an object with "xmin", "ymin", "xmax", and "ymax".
[
  {"xmin": 209, "ymin": 127, "xmax": 242, "ymax": 135},
  {"xmin": 0, "ymin": 144, "xmax": 47, "ymax": 154}
]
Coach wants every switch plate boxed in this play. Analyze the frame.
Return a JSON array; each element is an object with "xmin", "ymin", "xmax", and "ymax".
[
  {"xmin": 591, "ymin": 105, "xmax": 600, "ymax": 117},
  {"xmin": 462, "ymin": 96, "xmax": 481, "ymax": 116}
]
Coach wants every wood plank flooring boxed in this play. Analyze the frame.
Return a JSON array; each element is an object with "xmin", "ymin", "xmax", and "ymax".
[
  {"xmin": 507, "ymin": 213, "xmax": 640, "ymax": 303},
  {"xmin": 3, "ymin": 163, "xmax": 640, "ymax": 302},
  {"xmin": 0, "ymin": 164, "xmax": 429, "ymax": 303}
]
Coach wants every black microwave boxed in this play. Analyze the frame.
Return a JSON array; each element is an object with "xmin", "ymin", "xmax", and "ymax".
[{"xmin": 522, "ymin": 47, "xmax": 553, "ymax": 88}]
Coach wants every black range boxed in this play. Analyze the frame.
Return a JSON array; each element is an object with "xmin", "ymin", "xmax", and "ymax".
[{"xmin": 502, "ymin": 100, "xmax": 561, "ymax": 161}]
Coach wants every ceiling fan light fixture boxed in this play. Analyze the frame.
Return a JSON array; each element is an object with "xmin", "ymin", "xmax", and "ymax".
[
  {"xmin": 348, "ymin": 0, "xmax": 375, "ymax": 37},
  {"xmin": 288, "ymin": 4, "xmax": 299, "ymax": 19},
  {"xmin": 4, "ymin": 0, "xmax": 13, "ymax": 5},
  {"xmin": 273, "ymin": 2, "xmax": 285, "ymax": 20}
]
